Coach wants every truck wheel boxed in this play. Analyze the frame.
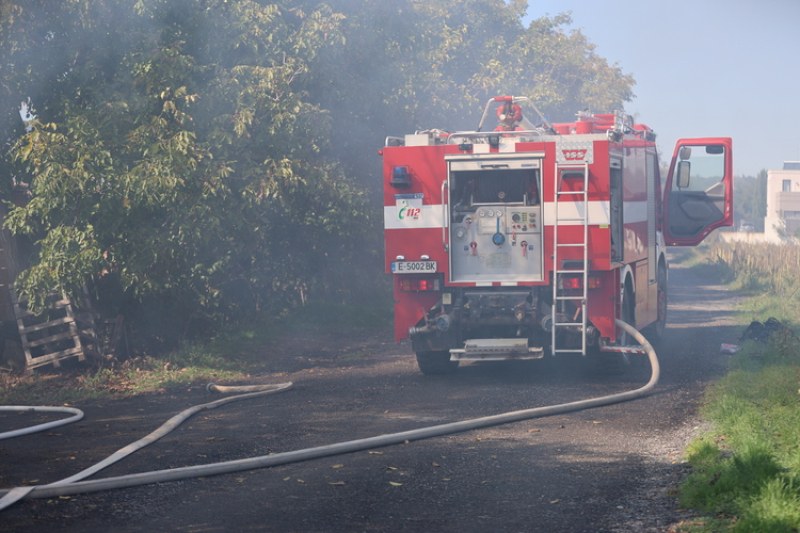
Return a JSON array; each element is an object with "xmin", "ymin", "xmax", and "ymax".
[
  {"xmin": 416, "ymin": 351, "xmax": 458, "ymax": 375},
  {"xmin": 619, "ymin": 281, "xmax": 635, "ymax": 346},
  {"xmin": 646, "ymin": 263, "xmax": 668, "ymax": 343},
  {"xmin": 598, "ymin": 281, "xmax": 642, "ymax": 373},
  {"xmin": 620, "ymin": 281, "xmax": 649, "ymax": 372}
]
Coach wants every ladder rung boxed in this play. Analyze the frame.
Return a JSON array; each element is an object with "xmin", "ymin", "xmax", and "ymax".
[
  {"xmin": 26, "ymin": 331, "xmax": 77, "ymax": 348},
  {"xmin": 18, "ymin": 316, "xmax": 75, "ymax": 333},
  {"xmin": 555, "ymin": 217, "xmax": 587, "ymax": 222},
  {"xmin": 556, "ymin": 191, "xmax": 586, "ymax": 196},
  {"xmin": 554, "ymin": 322, "xmax": 585, "ymax": 327},
  {"xmin": 555, "ymin": 243, "xmax": 585, "ymax": 248},
  {"xmin": 554, "ymin": 296, "xmax": 585, "ymax": 301},
  {"xmin": 556, "ymin": 269, "xmax": 585, "ymax": 274}
]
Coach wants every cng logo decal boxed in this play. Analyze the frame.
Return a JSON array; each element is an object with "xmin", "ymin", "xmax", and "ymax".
[{"xmin": 395, "ymin": 193, "xmax": 424, "ymax": 222}]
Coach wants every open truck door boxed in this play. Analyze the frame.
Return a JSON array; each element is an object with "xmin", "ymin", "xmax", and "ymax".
[{"xmin": 663, "ymin": 138, "xmax": 733, "ymax": 246}]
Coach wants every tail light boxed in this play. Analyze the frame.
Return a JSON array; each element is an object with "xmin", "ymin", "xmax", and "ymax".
[
  {"xmin": 562, "ymin": 275, "xmax": 601, "ymax": 290},
  {"xmin": 399, "ymin": 276, "xmax": 441, "ymax": 292}
]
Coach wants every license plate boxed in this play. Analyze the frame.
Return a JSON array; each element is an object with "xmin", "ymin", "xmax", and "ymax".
[{"xmin": 392, "ymin": 261, "xmax": 437, "ymax": 274}]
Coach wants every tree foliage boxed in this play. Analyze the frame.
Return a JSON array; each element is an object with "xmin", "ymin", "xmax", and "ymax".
[
  {"xmin": 734, "ymin": 171, "xmax": 767, "ymax": 231},
  {"xmin": 0, "ymin": 1, "xmax": 635, "ymax": 347},
  {"xmin": 311, "ymin": 1, "xmax": 633, "ymax": 190}
]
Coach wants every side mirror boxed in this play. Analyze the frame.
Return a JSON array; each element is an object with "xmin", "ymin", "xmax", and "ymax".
[
  {"xmin": 679, "ymin": 146, "xmax": 692, "ymax": 161},
  {"xmin": 677, "ymin": 160, "xmax": 691, "ymax": 189}
]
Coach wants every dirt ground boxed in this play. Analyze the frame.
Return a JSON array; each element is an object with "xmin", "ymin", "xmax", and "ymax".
[{"xmin": 0, "ymin": 258, "xmax": 743, "ymax": 532}]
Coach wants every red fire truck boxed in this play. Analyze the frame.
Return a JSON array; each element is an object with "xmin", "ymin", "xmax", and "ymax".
[{"xmin": 381, "ymin": 96, "xmax": 733, "ymax": 374}]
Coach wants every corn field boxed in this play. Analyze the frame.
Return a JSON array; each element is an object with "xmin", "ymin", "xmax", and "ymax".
[
  {"xmin": 709, "ymin": 240, "xmax": 800, "ymax": 359},
  {"xmin": 710, "ymin": 241, "xmax": 800, "ymax": 295}
]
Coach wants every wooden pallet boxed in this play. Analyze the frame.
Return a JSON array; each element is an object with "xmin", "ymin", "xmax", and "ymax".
[{"xmin": 12, "ymin": 293, "xmax": 86, "ymax": 372}]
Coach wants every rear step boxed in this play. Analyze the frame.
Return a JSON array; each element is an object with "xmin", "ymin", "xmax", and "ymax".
[{"xmin": 450, "ymin": 338, "xmax": 544, "ymax": 362}]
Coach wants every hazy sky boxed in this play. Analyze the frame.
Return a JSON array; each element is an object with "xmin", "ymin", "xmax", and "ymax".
[{"xmin": 525, "ymin": 1, "xmax": 800, "ymax": 176}]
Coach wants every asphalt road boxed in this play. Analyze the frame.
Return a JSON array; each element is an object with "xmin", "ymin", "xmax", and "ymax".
[{"xmin": 0, "ymin": 255, "xmax": 742, "ymax": 532}]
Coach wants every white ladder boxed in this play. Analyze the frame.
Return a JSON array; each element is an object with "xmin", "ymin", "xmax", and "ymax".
[{"xmin": 551, "ymin": 163, "xmax": 589, "ymax": 355}]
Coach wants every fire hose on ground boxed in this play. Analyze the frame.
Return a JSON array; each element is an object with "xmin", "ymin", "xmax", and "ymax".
[
  {"xmin": 0, "ymin": 319, "xmax": 658, "ymax": 512},
  {"xmin": 0, "ymin": 405, "xmax": 85, "ymax": 441}
]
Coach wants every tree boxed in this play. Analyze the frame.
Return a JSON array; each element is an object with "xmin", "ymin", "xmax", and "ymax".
[
  {"xmin": 2, "ymin": 1, "xmax": 368, "ymax": 334},
  {"xmin": 507, "ymin": 14, "xmax": 635, "ymax": 120},
  {"xmin": 1, "ymin": 0, "xmax": 635, "ymax": 347},
  {"xmin": 733, "ymin": 171, "xmax": 767, "ymax": 231},
  {"xmin": 308, "ymin": 2, "xmax": 634, "ymax": 191}
]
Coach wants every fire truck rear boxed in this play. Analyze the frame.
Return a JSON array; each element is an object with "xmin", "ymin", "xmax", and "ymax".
[{"xmin": 382, "ymin": 96, "xmax": 733, "ymax": 374}]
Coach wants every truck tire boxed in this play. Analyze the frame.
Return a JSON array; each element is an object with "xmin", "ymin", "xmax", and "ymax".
[
  {"xmin": 596, "ymin": 279, "xmax": 640, "ymax": 374},
  {"xmin": 416, "ymin": 351, "xmax": 458, "ymax": 375},
  {"xmin": 619, "ymin": 280, "xmax": 635, "ymax": 346},
  {"xmin": 645, "ymin": 262, "xmax": 667, "ymax": 343},
  {"xmin": 620, "ymin": 281, "xmax": 649, "ymax": 372}
]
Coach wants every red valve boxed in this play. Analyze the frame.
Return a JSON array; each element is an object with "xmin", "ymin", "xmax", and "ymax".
[
  {"xmin": 520, "ymin": 241, "xmax": 528, "ymax": 258},
  {"xmin": 470, "ymin": 241, "xmax": 478, "ymax": 256}
]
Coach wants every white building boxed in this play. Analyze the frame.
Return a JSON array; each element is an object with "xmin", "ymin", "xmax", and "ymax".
[{"xmin": 764, "ymin": 161, "xmax": 800, "ymax": 242}]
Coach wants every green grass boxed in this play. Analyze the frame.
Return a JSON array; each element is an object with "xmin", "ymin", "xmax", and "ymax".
[
  {"xmin": 679, "ymin": 350, "xmax": 800, "ymax": 532},
  {"xmin": 677, "ymin": 241, "xmax": 800, "ymax": 532},
  {"xmin": 0, "ymin": 300, "xmax": 392, "ymax": 405},
  {"xmin": 0, "ymin": 352, "xmax": 248, "ymax": 405}
]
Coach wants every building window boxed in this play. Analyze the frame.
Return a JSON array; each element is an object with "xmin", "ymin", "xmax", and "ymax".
[{"xmin": 783, "ymin": 179, "xmax": 792, "ymax": 192}]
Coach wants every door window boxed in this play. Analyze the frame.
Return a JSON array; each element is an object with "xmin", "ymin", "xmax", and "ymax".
[{"xmin": 667, "ymin": 144, "xmax": 728, "ymax": 239}]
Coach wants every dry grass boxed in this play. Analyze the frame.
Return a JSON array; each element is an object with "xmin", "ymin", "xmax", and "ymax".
[{"xmin": 710, "ymin": 241, "xmax": 800, "ymax": 294}]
